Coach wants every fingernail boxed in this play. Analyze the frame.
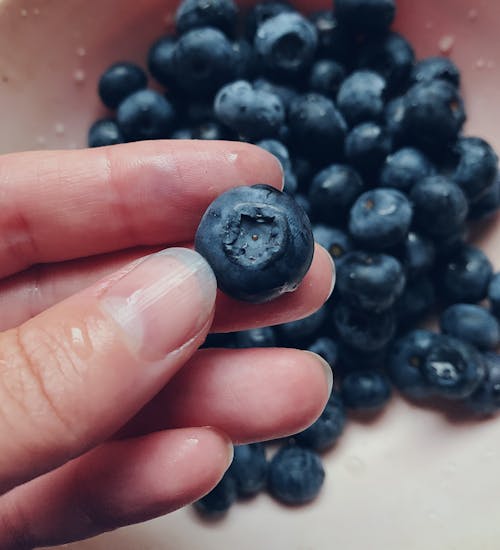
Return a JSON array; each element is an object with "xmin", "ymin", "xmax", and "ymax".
[
  {"xmin": 306, "ymin": 351, "xmax": 334, "ymax": 398},
  {"xmin": 100, "ymin": 248, "xmax": 216, "ymax": 362},
  {"xmin": 319, "ymin": 245, "xmax": 336, "ymax": 300},
  {"xmin": 205, "ymin": 427, "xmax": 234, "ymax": 468}
]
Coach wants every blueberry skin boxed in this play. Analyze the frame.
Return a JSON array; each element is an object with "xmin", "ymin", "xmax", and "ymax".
[
  {"xmin": 252, "ymin": 78, "xmax": 299, "ymax": 110},
  {"xmin": 410, "ymin": 176, "xmax": 468, "ymax": 238},
  {"xmin": 333, "ymin": 299, "xmax": 396, "ymax": 352},
  {"xmin": 175, "ymin": 0, "xmax": 238, "ymax": 36},
  {"xmin": 341, "ymin": 370, "xmax": 392, "ymax": 410},
  {"xmin": 194, "ymin": 470, "xmax": 238, "ymax": 514},
  {"xmin": 334, "ymin": 0, "xmax": 396, "ymax": 34},
  {"xmin": 308, "ymin": 59, "xmax": 346, "ymax": 100},
  {"xmin": 380, "ymin": 147, "xmax": 436, "ymax": 192},
  {"xmin": 245, "ymin": 0, "xmax": 295, "ymax": 41},
  {"xmin": 276, "ymin": 305, "xmax": 328, "ymax": 346},
  {"xmin": 172, "ymin": 27, "xmax": 237, "ymax": 98},
  {"xmin": 98, "ymin": 62, "xmax": 147, "ymax": 109},
  {"xmin": 88, "ymin": 118, "xmax": 124, "ymax": 147},
  {"xmin": 117, "ymin": 90, "xmax": 176, "ymax": 142},
  {"xmin": 395, "ymin": 277, "xmax": 435, "ymax": 329},
  {"xmin": 410, "ymin": 56, "xmax": 461, "ymax": 88},
  {"xmin": 294, "ymin": 393, "xmax": 346, "ymax": 451},
  {"xmin": 232, "ymin": 39, "xmax": 258, "ymax": 80},
  {"xmin": 294, "ymin": 194, "xmax": 312, "ymax": 217},
  {"xmin": 336, "ymin": 251, "xmax": 406, "ymax": 312},
  {"xmin": 439, "ymin": 244, "xmax": 493, "ymax": 304},
  {"xmin": 401, "ymin": 80, "xmax": 466, "ymax": 154},
  {"xmin": 422, "ymin": 335, "xmax": 486, "ymax": 400},
  {"xmin": 292, "ymin": 156, "xmax": 314, "ymax": 191},
  {"xmin": 466, "ymin": 353, "xmax": 500, "ymax": 416},
  {"xmin": 254, "ymin": 13, "xmax": 318, "ymax": 82},
  {"xmin": 349, "ymin": 188, "xmax": 413, "ymax": 249},
  {"xmin": 308, "ymin": 11, "xmax": 356, "ymax": 66},
  {"xmin": 338, "ymin": 343, "xmax": 387, "ymax": 371},
  {"xmin": 337, "ymin": 71, "xmax": 387, "ymax": 127},
  {"xmin": 469, "ymin": 177, "xmax": 500, "ymax": 220},
  {"xmin": 170, "ymin": 127, "xmax": 194, "ymax": 139},
  {"xmin": 307, "ymin": 337, "xmax": 338, "ymax": 368},
  {"xmin": 267, "ymin": 446, "xmax": 325, "ymax": 505},
  {"xmin": 388, "ymin": 329, "xmax": 437, "ymax": 400},
  {"xmin": 194, "ymin": 184, "xmax": 314, "ymax": 303},
  {"xmin": 312, "ymin": 225, "xmax": 354, "ymax": 261},
  {"xmin": 489, "ymin": 273, "xmax": 500, "ymax": 318},
  {"xmin": 384, "ymin": 96, "xmax": 407, "ymax": 145},
  {"xmin": 344, "ymin": 122, "xmax": 392, "ymax": 178},
  {"xmin": 397, "ymin": 232, "xmax": 436, "ymax": 280},
  {"xmin": 235, "ymin": 327, "xmax": 277, "ymax": 348},
  {"xmin": 288, "ymin": 94, "xmax": 347, "ymax": 163},
  {"xmin": 440, "ymin": 304, "xmax": 500, "ymax": 351},
  {"xmin": 308, "ymin": 164, "xmax": 364, "ymax": 224},
  {"xmin": 357, "ymin": 32, "xmax": 415, "ymax": 94},
  {"xmin": 228, "ymin": 444, "xmax": 268, "ymax": 498},
  {"xmin": 147, "ymin": 36, "xmax": 177, "ymax": 88},
  {"xmin": 214, "ymin": 81, "xmax": 285, "ymax": 141},
  {"xmin": 451, "ymin": 137, "xmax": 499, "ymax": 202}
]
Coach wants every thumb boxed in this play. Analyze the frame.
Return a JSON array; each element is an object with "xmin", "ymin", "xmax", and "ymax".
[{"xmin": 0, "ymin": 247, "xmax": 216, "ymax": 495}]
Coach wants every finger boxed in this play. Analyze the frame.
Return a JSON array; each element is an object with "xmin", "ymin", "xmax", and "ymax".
[
  {"xmin": 0, "ymin": 244, "xmax": 334, "ymax": 333},
  {"xmin": 0, "ymin": 427, "xmax": 232, "ymax": 549},
  {"xmin": 0, "ymin": 248, "xmax": 216, "ymax": 495},
  {"xmin": 122, "ymin": 348, "xmax": 333, "ymax": 444},
  {"xmin": 0, "ymin": 140, "xmax": 282, "ymax": 278}
]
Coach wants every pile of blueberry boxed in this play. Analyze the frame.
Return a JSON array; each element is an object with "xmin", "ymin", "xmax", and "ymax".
[{"xmin": 88, "ymin": 0, "xmax": 500, "ymax": 514}]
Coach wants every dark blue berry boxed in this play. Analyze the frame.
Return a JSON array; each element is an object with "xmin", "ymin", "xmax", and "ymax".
[
  {"xmin": 469, "ymin": 177, "xmax": 500, "ymax": 220},
  {"xmin": 410, "ymin": 56, "xmax": 461, "ymax": 88},
  {"xmin": 307, "ymin": 337, "xmax": 338, "ymax": 368},
  {"xmin": 338, "ymin": 343, "xmax": 388, "ymax": 371},
  {"xmin": 344, "ymin": 122, "xmax": 392, "ymax": 177},
  {"xmin": 466, "ymin": 353, "xmax": 500, "ymax": 416},
  {"xmin": 194, "ymin": 184, "xmax": 314, "ymax": 303},
  {"xmin": 440, "ymin": 304, "xmax": 500, "ymax": 351},
  {"xmin": 309, "ymin": 11, "xmax": 356, "ymax": 67},
  {"xmin": 267, "ymin": 445, "xmax": 325, "ymax": 505},
  {"xmin": 395, "ymin": 277, "xmax": 435, "ymax": 328},
  {"xmin": 380, "ymin": 147, "xmax": 435, "ymax": 192},
  {"xmin": 245, "ymin": 1, "xmax": 295, "ymax": 41},
  {"xmin": 184, "ymin": 100, "xmax": 214, "ymax": 124},
  {"xmin": 335, "ymin": 0, "xmax": 396, "ymax": 34},
  {"xmin": 341, "ymin": 370, "xmax": 392, "ymax": 410},
  {"xmin": 194, "ymin": 470, "xmax": 238, "ymax": 514},
  {"xmin": 88, "ymin": 118, "xmax": 124, "ymax": 147},
  {"xmin": 283, "ymin": 169, "xmax": 298, "ymax": 195},
  {"xmin": 256, "ymin": 139, "xmax": 291, "ymax": 171},
  {"xmin": 98, "ymin": 62, "xmax": 147, "ymax": 109},
  {"xmin": 228, "ymin": 443, "xmax": 268, "ymax": 498},
  {"xmin": 214, "ymin": 81, "xmax": 285, "ymax": 141},
  {"xmin": 170, "ymin": 127, "xmax": 194, "ymax": 139},
  {"xmin": 294, "ymin": 194, "xmax": 312, "ymax": 217},
  {"xmin": 292, "ymin": 156, "xmax": 313, "ymax": 191},
  {"xmin": 117, "ymin": 90, "xmax": 176, "ymax": 141},
  {"xmin": 192, "ymin": 120, "xmax": 234, "ymax": 140},
  {"xmin": 397, "ymin": 232, "xmax": 436, "ymax": 280},
  {"xmin": 349, "ymin": 188, "xmax": 412, "ymax": 249},
  {"xmin": 336, "ymin": 251, "xmax": 406, "ymax": 312},
  {"xmin": 253, "ymin": 78, "xmax": 299, "ymax": 109},
  {"xmin": 384, "ymin": 96, "xmax": 406, "ymax": 145},
  {"xmin": 388, "ymin": 329, "xmax": 437, "ymax": 399},
  {"xmin": 309, "ymin": 59, "xmax": 346, "ymax": 99},
  {"xmin": 312, "ymin": 225, "xmax": 354, "ymax": 261},
  {"xmin": 276, "ymin": 305, "xmax": 328, "ymax": 346},
  {"xmin": 489, "ymin": 273, "xmax": 500, "ymax": 318},
  {"xmin": 175, "ymin": 0, "xmax": 238, "ymax": 36},
  {"xmin": 422, "ymin": 335, "xmax": 485, "ymax": 400},
  {"xmin": 433, "ymin": 228, "xmax": 467, "ymax": 259},
  {"xmin": 337, "ymin": 71, "xmax": 387, "ymax": 127},
  {"xmin": 147, "ymin": 36, "xmax": 177, "ymax": 89},
  {"xmin": 235, "ymin": 327, "xmax": 277, "ymax": 348}
]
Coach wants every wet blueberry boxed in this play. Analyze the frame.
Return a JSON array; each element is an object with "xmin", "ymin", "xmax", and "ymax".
[
  {"xmin": 252, "ymin": 78, "xmax": 299, "ymax": 110},
  {"xmin": 397, "ymin": 232, "xmax": 436, "ymax": 280},
  {"xmin": 245, "ymin": 0, "xmax": 295, "ymax": 41},
  {"xmin": 309, "ymin": 10, "xmax": 355, "ymax": 65}
]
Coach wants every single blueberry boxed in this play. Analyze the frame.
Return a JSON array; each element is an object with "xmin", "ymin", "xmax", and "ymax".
[
  {"xmin": 309, "ymin": 59, "xmax": 346, "ymax": 99},
  {"xmin": 341, "ymin": 370, "xmax": 392, "ymax": 410},
  {"xmin": 312, "ymin": 225, "xmax": 354, "ymax": 261},
  {"xmin": 195, "ymin": 184, "xmax": 314, "ymax": 303},
  {"xmin": 245, "ymin": 1, "xmax": 295, "ymax": 42},
  {"xmin": 344, "ymin": 122, "xmax": 392, "ymax": 178},
  {"xmin": 194, "ymin": 470, "xmax": 238, "ymax": 515},
  {"xmin": 489, "ymin": 273, "xmax": 500, "ymax": 318},
  {"xmin": 276, "ymin": 305, "xmax": 328, "ymax": 346},
  {"xmin": 307, "ymin": 337, "xmax": 338, "ymax": 368},
  {"xmin": 334, "ymin": 0, "xmax": 396, "ymax": 34},
  {"xmin": 98, "ymin": 62, "xmax": 147, "ymax": 109},
  {"xmin": 147, "ymin": 36, "xmax": 177, "ymax": 89},
  {"xmin": 88, "ymin": 118, "xmax": 124, "ymax": 147},
  {"xmin": 396, "ymin": 232, "xmax": 436, "ymax": 280},
  {"xmin": 175, "ymin": 0, "xmax": 238, "ymax": 36},
  {"xmin": 395, "ymin": 277, "xmax": 435, "ymax": 329},
  {"xmin": 380, "ymin": 147, "xmax": 436, "ymax": 192},
  {"xmin": 466, "ymin": 353, "xmax": 500, "ymax": 416},
  {"xmin": 235, "ymin": 327, "xmax": 277, "ymax": 348},
  {"xmin": 267, "ymin": 445, "xmax": 325, "ymax": 505},
  {"xmin": 410, "ymin": 56, "xmax": 461, "ymax": 88},
  {"xmin": 228, "ymin": 443, "xmax": 268, "ymax": 498}
]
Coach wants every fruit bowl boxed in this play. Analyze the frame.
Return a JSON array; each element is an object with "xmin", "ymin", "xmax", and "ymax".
[{"xmin": 1, "ymin": 0, "xmax": 500, "ymax": 548}]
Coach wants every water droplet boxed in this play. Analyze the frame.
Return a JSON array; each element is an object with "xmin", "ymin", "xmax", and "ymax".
[
  {"xmin": 439, "ymin": 35, "xmax": 455, "ymax": 55},
  {"xmin": 55, "ymin": 123, "xmax": 65, "ymax": 135},
  {"xmin": 73, "ymin": 69, "xmax": 86, "ymax": 83},
  {"xmin": 76, "ymin": 46, "xmax": 86, "ymax": 57},
  {"xmin": 467, "ymin": 8, "xmax": 479, "ymax": 21},
  {"xmin": 476, "ymin": 57, "xmax": 486, "ymax": 69},
  {"xmin": 20, "ymin": 8, "xmax": 28, "ymax": 16}
]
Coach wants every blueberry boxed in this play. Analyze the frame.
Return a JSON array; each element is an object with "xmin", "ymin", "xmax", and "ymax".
[
  {"xmin": 252, "ymin": 78, "xmax": 299, "ymax": 110},
  {"xmin": 98, "ymin": 62, "xmax": 147, "ymax": 109},
  {"xmin": 245, "ymin": 1, "xmax": 295, "ymax": 42},
  {"xmin": 283, "ymin": 169, "xmax": 299, "ymax": 195},
  {"xmin": 344, "ymin": 122, "xmax": 392, "ymax": 177},
  {"xmin": 307, "ymin": 337, "xmax": 338, "ymax": 368},
  {"xmin": 410, "ymin": 56, "xmax": 461, "ymax": 88},
  {"xmin": 336, "ymin": 251, "xmax": 406, "ymax": 312},
  {"xmin": 333, "ymin": 299, "xmax": 396, "ymax": 352},
  {"xmin": 292, "ymin": 156, "xmax": 314, "ymax": 191},
  {"xmin": 267, "ymin": 445, "xmax": 325, "ymax": 505},
  {"xmin": 88, "ymin": 118, "xmax": 124, "ymax": 147},
  {"xmin": 288, "ymin": 93, "xmax": 347, "ymax": 163},
  {"xmin": 192, "ymin": 120, "xmax": 234, "ymax": 140},
  {"xmin": 337, "ymin": 71, "xmax": 387, "ymax": 127},
  {"xmin": 228, "ymin": 444, "xmax": 268, "ymax": 498},
  {"xmin": 254, "ymin": 13, "xmax": 318, "ymax": 82},
  {"xmin": 357, "ymin": 32, "xmax": 415, "ymax": 94},
  {"xmin": 380, "ymin": 147, "xmax": 436, "ymax": 192},
  {"xmin": 395, "ymin": 277, "xmax": 435, "ymax": 329},
  {"xmin": 397, "ymin": 232, "xmax": 436, "ymax": 280},
  {"xmin": 294, "ymin": 393, "xmax": 346, "ymax": 451},
  {"xmin": 334, "ymin": 0, "xmax": 396, "ymax": 34},
  {"xmin": 433, "ymin": 228, "xmax": 467, "ymax": 258},
  {"xmin": 147, "ymin": 36, "xmax": 177, "ymax": 89},
  {"xmin": 170, "ymin": 127, "xmax": 194, "ymax": 139},
  {"xmin": 341, "ymin": 370, "xmax": 392, "ymax": 410},
  {"xmin": 422, "ymin": 335, "xmax": 485, "ymax": 400},
  {"xmin": 308, "ymin": 164, "xmax": 364, "ymax": 224},
  {"xmin": 410, "ymin": 176, "xmax": 468, "ymax": 238},
  {"xmin": 194, "ymin": 470, "xmax": 238, "ymax": 515},
  {"xmin": 308, "ymin": 10, "xmax": 356, "ymax": 65},
  {"xmin": 256, "ymin": 139, "xmax": 292, "ymax": 171},
  {"xmin": 451, "ymin": 137, "xmax": 499, "ymax": 202},
  {"xmin": 183, "ymin": 100, "xmax": 214, "ymax": 124},
  {"xmin": 235, "ymin": 327, "xmax": 277, "ymax": 348},
  {"xmin": 117, "ymin": 90, "xmax": 176, "ymax": 141},
  {"xmin": 439, "ymin": 244, "xmax": 493, "ymax": 304},
  {"xmin": 384, "ymin": 96, "xmax": 407, "ymax": 145},
  {"xmin": 214, "ymin": 81, "xmax": 285, "ymax": 141},
  {"xmin": 440, "ymin": 304, "xmax": 500, "ymax": 351},
  {"xmin": 312, "ymin": 225, "xmax": 354, "ymax": 261},
  {"xmin": 338, "ymin": 342, "xmax": 387, "ymax": 371},
  {"xmin": 309, "ymin": 59, "xmax": 346, "ymax": 99},
  {"xmin": 466, "ymin": 353, "xmax": 500, "ymax": 416},
  {"xmin": 276, "ymin": 305, "xmax": 328, "ymax": 346},
  {"xmin": 294, "ymin": 194, "xmax": 312, "ymax": 217},
  {"xmin": 175, "ymin": 0, "xmax": 238, "ymax": 36},
  {"xmin": 388, "ymin": 329, "xmax": 437, "ymax": 399},
  {"xmin": 469, "ymin": 177, "xmax": 500, "ymax": 220},
  {"xmin": 348, "ymin": 189, "xmax": 413, "ymax": 249},
  {"xmin": 172, "ymin": 27, "xmax": 237, "ymax": 98},
  {"xmin": 489, "ymin": 273, "xmax": 500, "ymax": 318},
  {"xmin": 194, "ymin": 184, "xmax": 314, "ymax": 303},
  {"xmin": 401, "ymin": 80, "xmax": 466, "ymax": 154},
  {"xmin": 232, "ymin": 39, "xmax": 258, "ymax": 80}
]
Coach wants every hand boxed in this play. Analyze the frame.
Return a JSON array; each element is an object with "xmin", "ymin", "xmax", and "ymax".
[{"xmin": 0, "ymin": 140, "xmax": 334, "ymax": 549}]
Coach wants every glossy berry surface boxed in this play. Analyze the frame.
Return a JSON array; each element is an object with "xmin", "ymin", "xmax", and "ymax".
[
  {"xmin": 228, "ymin": 444, "xmax": 268, "ymax": 498},
  {"xmin": 88, "ymin": 119, "xmax": 124, "ymax": 147},
  {"xmin": 341, "ymin": 370, "xmax": 392, "ymax": 410},
  {"xmin": 98, "ymin": 62, "xmax": 147, "ymax": 109},
  {"xmin": 175, "ymin": 0, "xmax": 238, "ymax": 36},
  {"xmin": 195, "ymin": 184, "xmax": 314, "ymax": 303}
]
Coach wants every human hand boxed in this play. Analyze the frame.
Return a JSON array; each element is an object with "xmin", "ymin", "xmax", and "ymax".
[{"xmin": 0, "ymin": 140, "xmax": 334, "ymax": 549}]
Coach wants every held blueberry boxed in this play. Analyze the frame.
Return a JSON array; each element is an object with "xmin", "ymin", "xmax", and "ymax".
[
  {"xmin": 341, "ymin": 370, "xmax": 392, "ymax": 410},
  {"xmin": 194, "ymin": 184, "xmax": 314, "ymax": 303},
  {"xmin": 194, "ymin": 470, "xmax": 238, "ymax": 515},
  {"xmin": 334, "ymin": 0, "xmax": 396, "ymax": 34},
  {"xmin": 98, "ymin": 62, "xmax": 147, "ymax": 109},
  {"xmin": 88, "ymin": 118, "xmax": 124, "ymax": 147},
  {"xmin": 175, "ymin": 0, "xmax": 238, "ymax": 36},
  {"xmin": 312, "ymin": 225, "xmax": 354, "ymax": 261},
  {"xmin": 380, "ymin": 147, "xmax": 436, "ymax": 192},
  {"xmin": 410, "ymin": 56, "xmax": 461, "ymax": 88},
  {"xmin": 228, "ymin": 444, "xmax": 268, "ymax": 498},
  {"xmin": 466, "ymin": 353, "xmax": 500, "ymax": 416},
  {"xmin": 344, "ymin": 122, "xmax": 392, "ymax": 178}
]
